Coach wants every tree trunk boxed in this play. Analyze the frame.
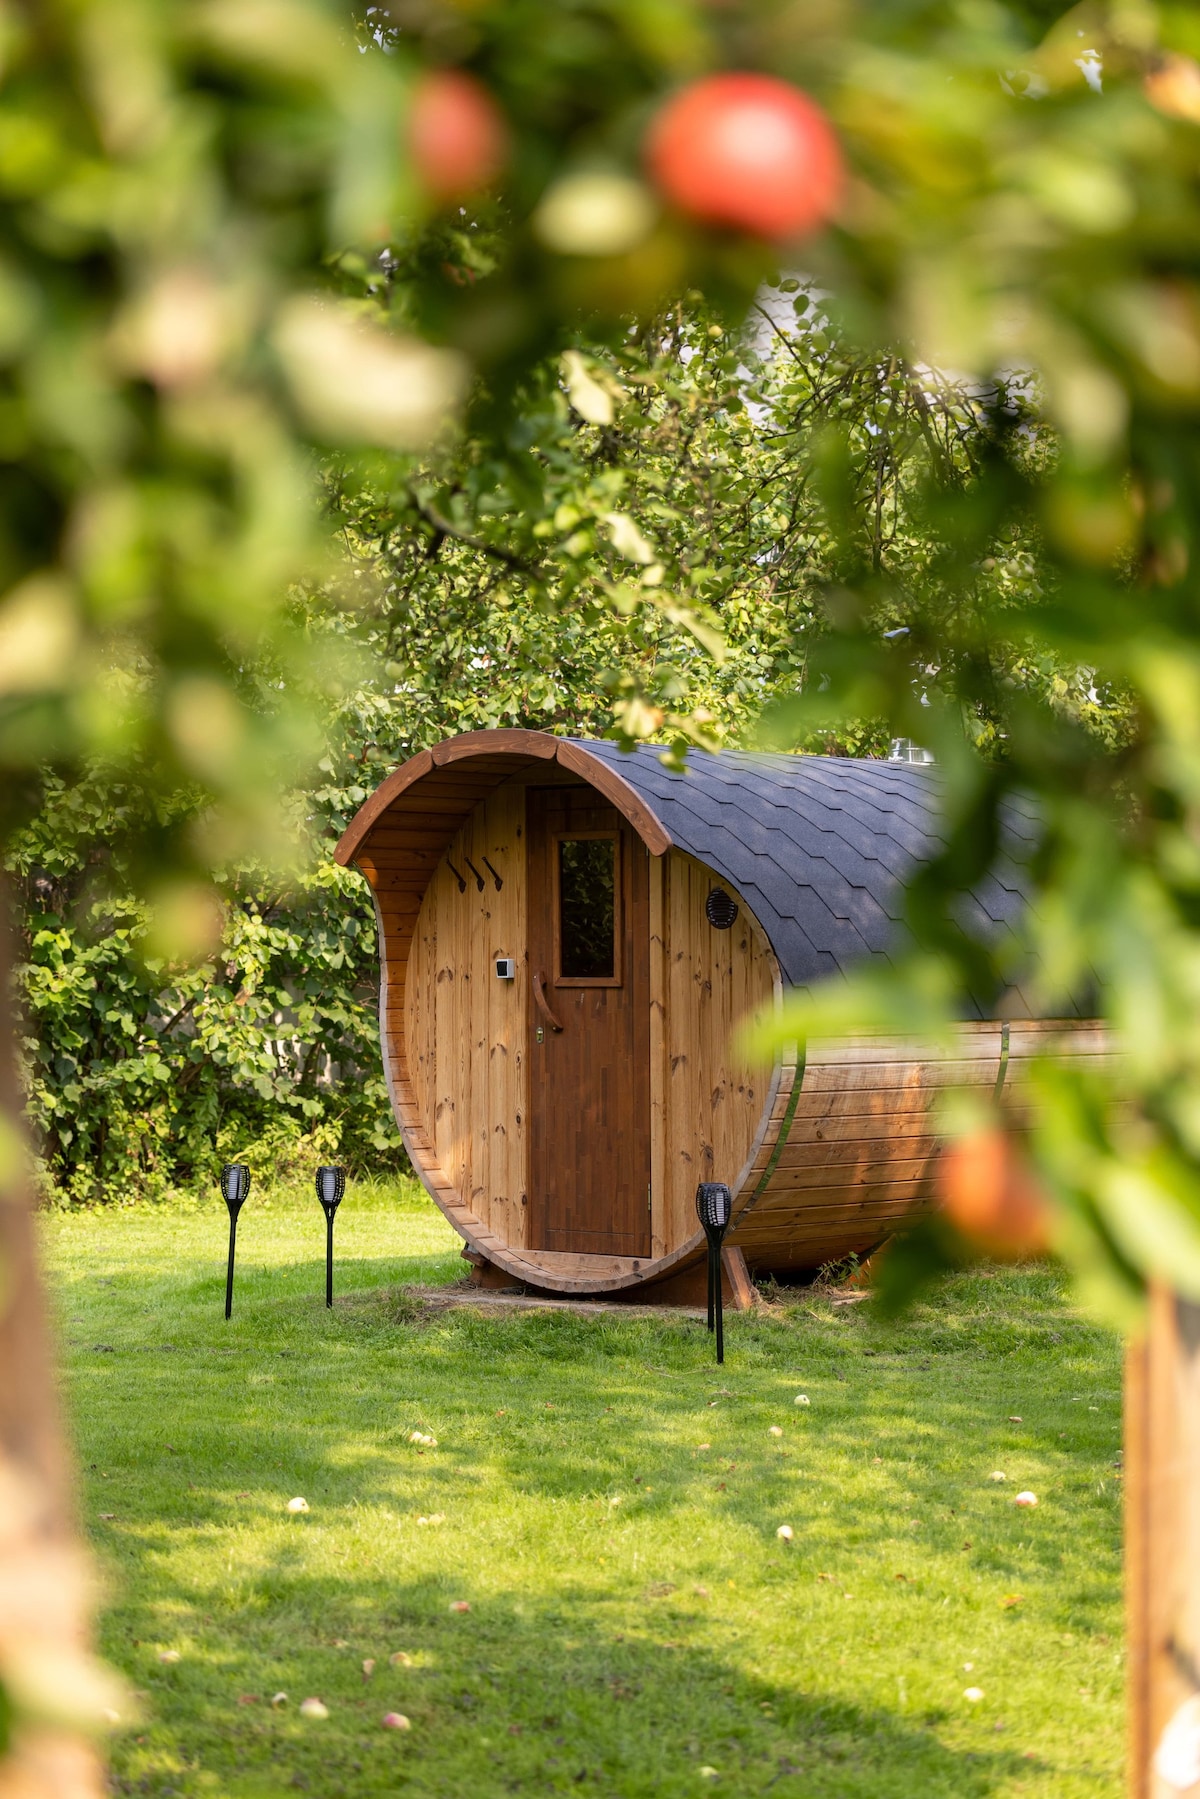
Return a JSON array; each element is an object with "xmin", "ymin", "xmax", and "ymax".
[
  {"xmin": 0, "ymin": 876, "xmax": 103, "ymax": 1799},
  {"xmin": 1126, "ymin": 1284, "xmax": 1200, "ymax": 1799}
]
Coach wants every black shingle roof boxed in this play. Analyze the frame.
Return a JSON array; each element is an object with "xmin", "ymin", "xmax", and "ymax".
[{"xmin": 573, "ymin": 742, "xmax": 1065, "ymax": 1021}]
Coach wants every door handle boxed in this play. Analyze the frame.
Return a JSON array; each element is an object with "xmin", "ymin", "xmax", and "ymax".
[{"xmin": 532, "ymin": 971, "xmax": 564, "ymax": 1033}]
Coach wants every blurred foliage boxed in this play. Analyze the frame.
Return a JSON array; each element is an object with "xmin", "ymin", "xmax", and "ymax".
[
  {"xmin": 315, "ymin": 295, "xmax": 963, "ymax": 770},
  {"xmin": 740, "ymin": 2, "xmax": 1200, "ymax": 1323},
  {"xmin": 13, "ymin": 295, "xmax": 1072, "ymax": 1196},
  {"xmin": 12, "ymin": 0, "xmax": 1200, "ymax": 1782},
  {"xmin": 0, "ymin": 0, "xmax": 757, "ymax": 871},
  {"xmin": 3, "ymin": 0, "xmax": 1200, "ymax": 1315}
]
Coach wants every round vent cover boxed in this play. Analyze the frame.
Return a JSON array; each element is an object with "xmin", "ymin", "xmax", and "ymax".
[{"xmin": 705, "ymin": 888, "xmax": 738, "ymax": 930}]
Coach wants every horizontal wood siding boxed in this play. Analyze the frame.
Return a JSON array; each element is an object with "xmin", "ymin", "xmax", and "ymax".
[{"xmin": 727, "ymin": 1020, "xmax": 1114, "ymax": 1272}]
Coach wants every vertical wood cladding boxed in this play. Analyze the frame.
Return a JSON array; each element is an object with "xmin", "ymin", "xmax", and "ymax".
[
  {"xmin": 404, "ymin": 782, "xmax": 528, "ymax": 1248},
  {"xmin": 659, "ymin": 851, "xmax": 779, "ymax": 1251},
  {"xmin": 403, "ymin": 830, "xmax": 778, "ymax": 1263},
  {"xmin": 526, "ymin": 788, "xmax": 651, "ymax": 1257},
  {"xmin": 344, "ymin": 732, "xmax": 1115, "ymax": 1297}
]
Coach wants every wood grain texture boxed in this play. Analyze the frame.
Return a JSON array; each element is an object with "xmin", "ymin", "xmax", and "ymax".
[
  {"xmin": 403, "ymin": 782, "xmax": 528, "ymax": 1246},
  {"xmin": 527, "ymin": 787, "xmax": 651, "ymax": 1257},
  {"xmin": 555, "ymin": 740, "xmax": 671, "ymax": 855},
  {"xmin": 1124, "ymin": 1284, "xmax": 1200, "ymax": 1799},
  {"xmin": 349, "ymin": 733, "xmax": 1114, "ymax": 1296},
  {"xmin": 728, "ymin": 1025, "xmax": 1002, "ymax": 1268},
  {"xmin": 431, "ymin": 729, "xmax": 558, "ymax": 768},
  {"xmin": 335, "ymin": 749, "xmax": 433, "ymax": 863},
  {"xmin": 648, "ymin": 851, "xmax": 667, "ymax": 1258},
  {"xmin": 728, "ymin": 1019, "xmax": 1116, "ymax": 1272},
  {"xmin": 662, "ymin": 851, "xmax": 777, "ymax": 1251},
  {"xmin": 338, "ymin": 729, "xmax": 672, "ymax": 868}
]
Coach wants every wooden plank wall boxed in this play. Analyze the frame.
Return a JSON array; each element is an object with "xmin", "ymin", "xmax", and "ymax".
[
  {"xmin": 657, "ymin": 851, "xmax": 778, "ymax": 1254},
  {"xmin": 363, "ymin": 763, "xmax": 1119, "ymax": 1290},
  {"xmin": 730, "ymin": 1018, "xmax": 1118, "ymax": 1271},
  {"xmin": 403, "ymin": 783, "xmax": 528, "ymax": 1246},
  {"xmin": 731, "ymin": 1029, "xmax": 997, "ymax": 1270},
  {"xmin": 395, "ymin": 833, "xmax": 780, "ymax": 1268}
]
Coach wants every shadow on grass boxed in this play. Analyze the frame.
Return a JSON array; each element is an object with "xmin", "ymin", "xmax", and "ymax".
[
  {"xmin": 73, "ymin": 1275, "xmax": 1121, "ymax": 1580},
  {"xmin": 62, "ymin": 1253, "xmax": 1121, "ymax": 1798},
  {"xmin": 108, "ymin": 1566, "xmax": 1052, "ymax": 1799}
]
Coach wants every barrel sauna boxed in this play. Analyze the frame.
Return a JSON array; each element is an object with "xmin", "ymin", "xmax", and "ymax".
[{"xmin": 335, "ymin": 728, "xmax": 1107, "ymax": 1300}]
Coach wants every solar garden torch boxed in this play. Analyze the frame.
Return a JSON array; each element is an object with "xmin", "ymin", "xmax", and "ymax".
[
  {"xmin": 315, "ymin": 1166, "xmax": 346, "ymax": 1308},
  {"xmin": 696, "ymin": 1182, "xmax": 733, "ymax": 1365},
  {"xmin": 220, "ymin": 1164, "xmax": 251, "ymax": 1320}
]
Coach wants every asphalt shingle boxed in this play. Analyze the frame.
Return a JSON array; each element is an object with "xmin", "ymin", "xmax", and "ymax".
[{"xmin": 574, "ymin": 741, "xmax": 1057, "ymax": 1019}]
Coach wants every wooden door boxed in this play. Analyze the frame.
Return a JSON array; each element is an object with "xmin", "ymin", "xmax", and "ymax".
[{"xmin": 527, "ymin": 786, "xmax": 651, "ymax": 1256}]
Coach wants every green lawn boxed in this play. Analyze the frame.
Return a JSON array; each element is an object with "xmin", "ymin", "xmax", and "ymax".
[{"xmin": 42, "ymin": 1181, "xmax": 1124, "ymax": 1798}]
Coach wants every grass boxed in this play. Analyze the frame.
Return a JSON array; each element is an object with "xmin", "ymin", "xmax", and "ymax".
[{"xmin": 42, "ymin": 1179, "xmax": 1124, "ymax": 1798}]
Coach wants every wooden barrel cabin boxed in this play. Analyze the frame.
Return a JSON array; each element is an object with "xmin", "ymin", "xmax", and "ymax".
[{"xmin": 335, "ymin": 728, "xmax": 1105, "ymax": 1302}]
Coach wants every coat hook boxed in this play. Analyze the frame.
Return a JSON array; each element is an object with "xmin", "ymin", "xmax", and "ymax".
[
  {"xmin": 464, "ymin": 856, "xmax": 486, "ymax": 893},
  {"xmin": 446, "ymin": 859, "xmax": 467, "ymax": 894},
  {"xmin": 482, "ymin": 857, "xmax": 503, "ymax": 891}
]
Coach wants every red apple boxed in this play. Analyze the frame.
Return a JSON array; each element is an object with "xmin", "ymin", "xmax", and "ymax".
[
  {"xmin": 644, "ymin": 73, "xmax": 842, "ymax": 240},
  {"xmin": 938, "ymin": 1127, "xmax": 1052, "ymax": 1257},
  {"xmin": 409, "ymin": 69, "xmax": 508, "ymax": 202}
]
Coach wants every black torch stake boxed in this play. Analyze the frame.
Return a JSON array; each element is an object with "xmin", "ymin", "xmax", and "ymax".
[
  {"xmin": 315, "ymin": 1166, "xmax": 346, "ymax": 1308},
  {"xmin": 695, "ymin": 1182, "xmax": 733, "ymax": 1365},
  {"xmin": 220, "ymin": 1164, "xmax": 251, "ymax": 1320}
]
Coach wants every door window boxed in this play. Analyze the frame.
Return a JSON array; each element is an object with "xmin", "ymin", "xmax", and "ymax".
[{"xmin": 556, "ymin": 835, "xmax": 619, "ymax": 983}]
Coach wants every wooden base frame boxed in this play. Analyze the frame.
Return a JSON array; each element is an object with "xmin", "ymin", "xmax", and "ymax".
[{"xmin": 464, "ymin": 1245, "xmax": 758, "ymax": 1311}]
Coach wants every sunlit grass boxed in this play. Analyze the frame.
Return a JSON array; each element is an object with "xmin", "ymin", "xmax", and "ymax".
[{"xmin": 43, "ymin": 1181, "xmax": 1123, "ymax": 1797}]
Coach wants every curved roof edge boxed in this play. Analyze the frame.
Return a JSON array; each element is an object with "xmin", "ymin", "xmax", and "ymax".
[
  {"xmin": 335, "ymin": 728, "xmax": 1061, "ymax": 1021},
  {"xmin": 333, "ymin": 728, "xmax": 671, "ymax": 868}
]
